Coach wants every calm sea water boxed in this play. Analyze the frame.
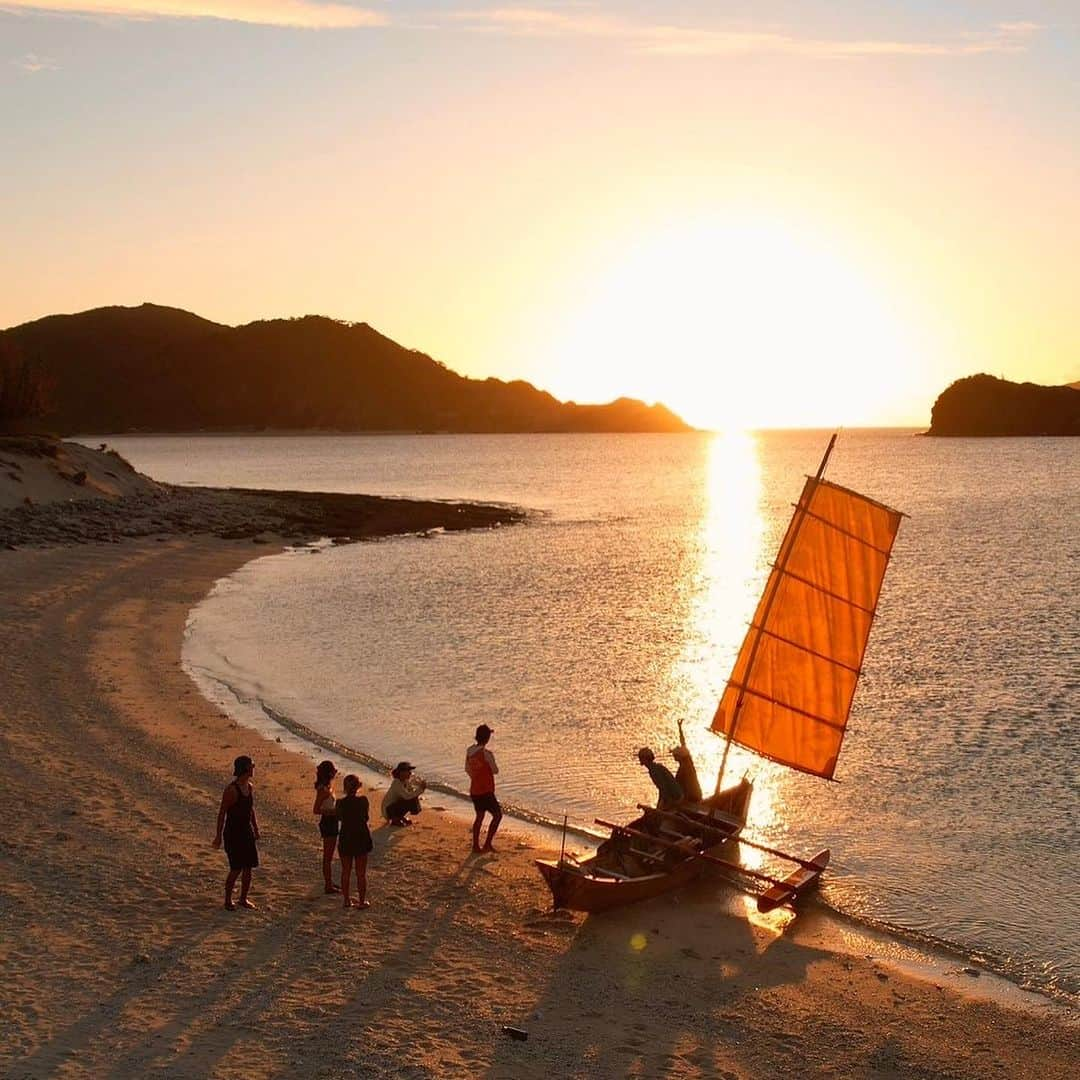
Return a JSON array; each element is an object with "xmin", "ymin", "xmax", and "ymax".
[{"xmin": 98, "ymin": 431, "xmax": 1079, "ymax": 1001}]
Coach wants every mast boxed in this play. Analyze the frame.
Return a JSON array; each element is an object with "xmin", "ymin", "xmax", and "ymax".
[{"xmin": 714, "ymin": 432, "xmax": 838, "ymax": 794}]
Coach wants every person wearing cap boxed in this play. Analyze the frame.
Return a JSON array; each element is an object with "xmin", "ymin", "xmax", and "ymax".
[
  {"xmin": 381, "ymin": 761, "xmax": 427, "ymax": 826},
  {"xmin": 637, "ymin": 746, "xmax": 683, "ymax": 811},
  {"xmin": 465, "ymin": 724, "xmax": 502, "ymax": 853},
  {"xmin": 212, "ymin": 754, "xmax": 260, "ymax": 910}
]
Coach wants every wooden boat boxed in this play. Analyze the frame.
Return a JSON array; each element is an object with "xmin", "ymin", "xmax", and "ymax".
[
  {"xmin": 535, "ymin": 779, "xmax": 753, "ymax": 914},
  {"xmin": 536, "ymin": 434, "xmax": 904, "ymax": 914}
]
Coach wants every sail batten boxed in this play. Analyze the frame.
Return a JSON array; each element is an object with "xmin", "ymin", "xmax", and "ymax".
[
  {"xmin": 790, "ymin": 504, "xmax": 896, "ymax": 554},
  {"xmin": 711, "ymin": 473, "xmax": 903, "ymax": 781},
  {"xmin": 749, "ymin": 624, "xmax": 863, "ymax": 675},
  {"xmin": 724, "ymin": 681, "xmax": 848, "ymax": 731},
  {"xmin": 772, "ymin": 565, "xmax": 877, "ymax": 614}
]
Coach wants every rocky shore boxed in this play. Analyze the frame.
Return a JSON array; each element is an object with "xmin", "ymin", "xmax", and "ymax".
[
  {"xmin": 0, "ymin": 436, "xmax": 523, "ymax": 549},
  {"xmin": 0, "ymin": 484, "xmax": 523, "ymax": 549}
]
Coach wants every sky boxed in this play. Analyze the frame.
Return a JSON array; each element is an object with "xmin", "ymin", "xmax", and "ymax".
[{"xmin": 2, "ymin": 1, "xmax": 1078, "ymax": 428}]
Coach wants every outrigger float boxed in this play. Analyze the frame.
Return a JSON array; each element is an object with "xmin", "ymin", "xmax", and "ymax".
[{"xmin": 536, "ymin": 434, "xmax": 904, "ymax": 914}]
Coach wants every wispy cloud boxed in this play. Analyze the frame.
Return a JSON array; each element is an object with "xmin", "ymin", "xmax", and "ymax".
[
  {"xmin": 0, "ymin": 1, "xmax": 386, "ymax": 29},
  {"xmin": 13, "ymin": 50, "xmax": 57, "ymax": 70},
  {"xmin": 450, "ymin": 8, "xmax": 1044, "ymax": 58}
]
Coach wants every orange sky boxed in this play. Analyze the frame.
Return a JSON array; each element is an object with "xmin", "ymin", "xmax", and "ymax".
[{"xmin": 2, "ymin": 2, "xmax": 1078, "ymax": 428}]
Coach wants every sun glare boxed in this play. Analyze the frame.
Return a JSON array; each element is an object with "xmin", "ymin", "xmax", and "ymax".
[{"xmin": 545, "ymin": 218, "xmax": 920, "ymax": 430}]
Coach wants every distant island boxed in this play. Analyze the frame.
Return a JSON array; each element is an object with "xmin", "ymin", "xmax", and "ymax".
[
  {"xmin": 927, "ymin": 374, "xmax": 1080, "ymax": 436},
  {"xmin": 0, "ymin": 303, "xmax": 691, "ymax": 435}
]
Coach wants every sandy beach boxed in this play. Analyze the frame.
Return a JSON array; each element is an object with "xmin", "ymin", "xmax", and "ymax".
[{"xmin": 0, "ymin": 531, "xmax": 1075, "ymax": 1079}]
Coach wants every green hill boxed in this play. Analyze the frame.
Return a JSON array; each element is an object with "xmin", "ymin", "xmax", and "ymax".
[{"xmin": 1, "ymin": 303, "xmax": 691, "ymax": 435}]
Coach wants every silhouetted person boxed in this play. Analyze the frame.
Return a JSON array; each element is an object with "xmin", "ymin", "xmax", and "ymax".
[
  {"xmin": 337, "ymin": 774, "xmax": 373, "ymax": 910},
  {"xmin": 313, "ymin": 760, "xmax": 340, "ymax": 894},
  {"xmin": 213, "ymin": 755, "xmax": 260, "ymax": 910},
  {"xmin": 638, "ymin": 747, "xmax": 682, "ymax": 810},
  {"xmin": 466, "ymin": 724, "xmax": 502, "ymax": 853},
  {"xmin": 672, "ymin": 719, "xmax": 703, "ymax": 804},
  {"xmin": 381, "ymin": 761, "xmax": 426, "ymax": 826}
]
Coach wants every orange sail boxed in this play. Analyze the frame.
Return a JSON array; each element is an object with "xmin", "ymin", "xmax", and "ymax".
[{"xmin": 711, "ymin": 475, "xmax": 903, "ymax": 780}]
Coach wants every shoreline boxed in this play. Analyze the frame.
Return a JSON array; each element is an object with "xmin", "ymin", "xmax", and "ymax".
[
  {"xmin": 182, "ymin": 547, "xmax": 1075, "ymax": 1015},
  {"xmin": 1, "ymin": 532, "xmax": 1077, "ymax": 1074}
]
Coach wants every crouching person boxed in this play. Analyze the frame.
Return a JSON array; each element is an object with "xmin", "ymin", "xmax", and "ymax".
[{"xmin": 381, "ymin": 761, "xmax": 426, "ymax": 826}]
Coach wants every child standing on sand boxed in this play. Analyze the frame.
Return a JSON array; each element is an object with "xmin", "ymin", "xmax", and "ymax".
[
  {"xmin": 336, "ymin": 774, "xmax": 373, "ymax": 910},
  {"xmin": 313, "ymin": 760, "xmax": 340, "ymax": 894},
  {"xmin": 213, "ymin": 755, "xmax": 260, "ymax": 910}
]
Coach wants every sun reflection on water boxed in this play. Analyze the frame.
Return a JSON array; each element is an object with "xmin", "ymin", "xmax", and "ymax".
[{"xmin": 665, "ymin": 431, "xmax": 794, "ymax": 851}]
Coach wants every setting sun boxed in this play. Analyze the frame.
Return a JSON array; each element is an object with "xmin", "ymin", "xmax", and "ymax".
[{"xmin": 538, "ymin": 217, "xmax": 925, "ymax": 430}]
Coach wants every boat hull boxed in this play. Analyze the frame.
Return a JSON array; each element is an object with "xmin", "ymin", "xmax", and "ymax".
[
  {"xmin": 535, "ymin": 855, "xmax": 708, "ymax": 914},
  {"xmin": 536, "ymin": 779, "xmax": 753, "ymax": 914}
]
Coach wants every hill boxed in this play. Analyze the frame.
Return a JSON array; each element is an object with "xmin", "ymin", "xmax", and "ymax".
[
  {"xmin": 0, "ymin": 304, "xmax": 691, "ymax": 435},
  {"xmin": 927, "ymin": 374, "xmax": 1080, "ymax": 436}
]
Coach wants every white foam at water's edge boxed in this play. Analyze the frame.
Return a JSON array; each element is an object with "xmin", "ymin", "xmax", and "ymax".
[{"xmin": 182, "ymin": 596, "xmax": 586, "ymax": 852}]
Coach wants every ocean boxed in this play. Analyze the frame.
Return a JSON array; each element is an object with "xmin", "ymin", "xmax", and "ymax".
[{"xmin": 95, "ymin": 430, "xmax": 1079, "ymax": 1002}]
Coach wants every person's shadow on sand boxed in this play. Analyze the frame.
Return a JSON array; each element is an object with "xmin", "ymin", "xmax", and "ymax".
[{"xmin": 146, "ymin": 852, "xmax": 491, "ymax": 1078}]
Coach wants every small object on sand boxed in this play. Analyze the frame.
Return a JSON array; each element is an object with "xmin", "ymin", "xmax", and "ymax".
[
  {"xmin": 501, "ymin": 1026, "xmax": 528, "ymax": 1042},
  {"xmin": 962, "ymin": 967, "xmax": 981, "ymax": 977}
]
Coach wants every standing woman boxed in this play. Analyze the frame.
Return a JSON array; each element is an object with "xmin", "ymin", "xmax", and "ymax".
[
  {"xmin": 313, "ymin": 760, "xmax": 340, "ymax": 894},
  {"xmin": 213, "ymin": 755, "xmax": 260, "ymax": 910},
  {"xmin": 336, "ymin": 774, "xmax": 373, "ymax": 909}
]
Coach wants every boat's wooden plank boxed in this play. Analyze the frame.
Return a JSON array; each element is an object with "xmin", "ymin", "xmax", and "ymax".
[{"xmin": 756, "ymin": 849, "xmax": 830, "ymax": 913}]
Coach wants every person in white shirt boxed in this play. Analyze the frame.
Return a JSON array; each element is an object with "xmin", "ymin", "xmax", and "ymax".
[{"xmin": 381, "ymin": 761, "xmax": 426, "ymax": 826}]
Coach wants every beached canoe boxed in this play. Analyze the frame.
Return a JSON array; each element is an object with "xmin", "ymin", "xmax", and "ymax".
[{"xmin": 535, "ymin": 778, "xmax": 753, "ymax": 914}]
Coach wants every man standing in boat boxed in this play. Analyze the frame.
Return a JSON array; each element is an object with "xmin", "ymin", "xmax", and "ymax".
[
  {"xmin": 638, "ymin": 747, "xmax": 683, "ymax": 810},
  {"xmin": 672, "ymin": 719, "xmax": 703, "ymax": 804},
  {"xmin": 466, "ymin": 724, "xmax": 502, "ymax": 853}
]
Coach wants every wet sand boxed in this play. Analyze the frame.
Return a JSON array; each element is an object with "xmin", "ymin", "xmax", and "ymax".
[{"xmin": 0, "ymin": 538, "xmax": 1077, "ymax": 1079}]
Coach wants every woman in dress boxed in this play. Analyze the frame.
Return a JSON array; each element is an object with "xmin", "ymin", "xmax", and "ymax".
[
  {"xmin": 313, "ymin": 760, "xmax": 340, "ymax": 894},
  {"xmin": 213, "ymin": 755, "xmax": 260, "ymax": 910},
  {"xmin": 336, "ymin": 774, "xmax": 373, "ymax": 909}
]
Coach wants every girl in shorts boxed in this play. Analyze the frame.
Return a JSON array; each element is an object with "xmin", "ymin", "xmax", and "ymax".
[
  {"xmin": 336, "ymin": 774, "xmax": 373, "ymax": 909},
  {"xmin": 313, "ymin": 760, "xmax": 340, "ymax": 894}
]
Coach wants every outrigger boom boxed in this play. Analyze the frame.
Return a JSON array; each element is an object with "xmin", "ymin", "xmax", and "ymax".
[{"xmin": 635, "ymin": 805, "xmax": 828, "ymax": 873}]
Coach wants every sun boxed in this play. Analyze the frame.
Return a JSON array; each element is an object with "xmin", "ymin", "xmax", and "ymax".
[{"xmin": 542, "ymin": 217, "xmax": 923, "ymax": 430}]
